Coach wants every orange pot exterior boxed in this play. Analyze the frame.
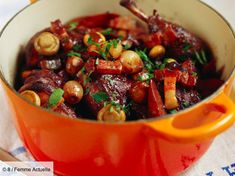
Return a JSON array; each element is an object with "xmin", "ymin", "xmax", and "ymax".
[
  {"xmin": 1, "ymin": 77, "xmax": 235, "ymax": 176},
  {"xmin": 0, "ymin": 1, "xmax": 235, "ymax": 175}
]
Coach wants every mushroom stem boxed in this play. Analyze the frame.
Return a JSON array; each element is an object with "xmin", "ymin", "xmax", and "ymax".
[{"xmin": 120, "ymin": 0, "xmax": 149, "ymax": 22}]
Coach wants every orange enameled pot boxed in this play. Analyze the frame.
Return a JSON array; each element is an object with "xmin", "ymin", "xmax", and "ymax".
[{"xmin": 0, "ymin": 0, "xmax": 235, "ymax": 175}]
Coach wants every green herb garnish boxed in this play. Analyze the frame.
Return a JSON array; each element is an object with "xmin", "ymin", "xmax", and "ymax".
[
  {"xmin": 201, "ymin": 50, "xmax": 207, "ymax": 63},
  {"xmin": 86, "ymin": 71, "xmax": 93, "ymax": 83},
  {"xmin": 123, "ymin": 101, "xmax": 133, "ymax": 114},
  {"xmin": 109, "ymin": 79, "xmax": 115, "ymax": 86},
  {"xmin": 124, "ymin": 44, "xmax": 131, "ymax": 50},
  {"xmin": 137, "ymin": 73, "xmax": 154, "ymax": 82},
  {"xmin": 160, "ymin": 63, "xmax": 166, "ymax": 70},
  {"xmin": 106, "ymin": 42, "xmax": 112, "ymax": 51},
  {"xmin": 48, "ymin": 88, "xmax": 64, "ymax": 108},
  {"xmin": 192, "ymin": 72, "xmax": 198, "ymax": 77},
  {"xmin": 112, "ymin": 39, "xmax": 118, "ymax": 48},
  {"xmin": 169, "ymin": 109, "xmax": 177, "ymax": 114},
  {"xmin": 111, "ymin": 92, "xmax": 118, "ymax": 99},
  {"xmin": 92, "ymin": 92, "xmax": 109, "ymax": 103},
  {"xmin": 136, "ymin": 49, "xmax": 155, "ymax": 73},
  {"xmin": 83, "ymin": 79, "xmax": 87, "ymax": 86},
  {"xmin": 87, "ymin": 36, "xmax": 93, "ymax": 45},
  {"xmin": 84, "ymin": 87, "xmax": 90, "ymax": 95},
  {"xmin": 95, "ymin": 58, "xmax": 100, "ymax": 65},
  {"xmin": 194, "ymin": 50, "xmax": 207, "ymax": 65},
  {"xmin": 183, "ymin": 42, "xmax": 192, "ymax": 51},
  {"xmin": 73, "ymin": 44, "xmax": 86, "ymax": 52},
  {"xmin": 81, "ymin": 67, "xmax": 86, "ymax": 74},
  {"xmin": 68, "ymin": 22, "xmax": 78, "ymax": 31},
  {"xmin": 118, "ymin": 36, "xmax": 123, "ymax": 40},
  {"xmin": 101, "ymin": 28, "xmax": 112, "ymax": 35},
  {"xmin": 195, "ymin": 51, "xmax": 204, "ymax": 64},
  {"xmin": 67, "ymin": 51, "xmax": 81, "ymax": 57},
  {"xmin": 182, "ymin": 101, "xmax": 190, "ymax": 108},
  {"xmin": 86, "ymin": 37, "xmax": 120, "ymax": 60},
  {"xmin": 137, "ymin": 75, "xmax": 144, "ymax": 81},
  {"xmin": 106, "ymin": 101, "xmax": 122, "ymax": 113},
  {"xmin": 109, "ymin": 106, "xmax": 114, "ymax": 112}
]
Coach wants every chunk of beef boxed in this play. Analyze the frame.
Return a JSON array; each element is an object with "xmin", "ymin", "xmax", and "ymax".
[
  {"xmin": 176, "ymin": 88, "xmax": 201, "ymax": 109},
  {"xmin": 84, "ymin": 74, "xmax": 132, "ymax": 115},
  {"xmin": 19, "ymin": 69, "xmax": 77, "ymax": 118},
  {"xmin": 53, "ymin": 103, "xmax": 77, "ymax": 118},
  {"xmin": 130, "ymin": 102, "xmax": 148, "ymax": 120},
  {"xmin": 19, "ymin": 70, "xmax": 63, "ymax": 94}
]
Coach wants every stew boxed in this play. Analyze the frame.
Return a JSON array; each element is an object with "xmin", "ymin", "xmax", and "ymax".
[{"xmin": 16, "ymin": 0, "xmax": 224, "ymax": 121}]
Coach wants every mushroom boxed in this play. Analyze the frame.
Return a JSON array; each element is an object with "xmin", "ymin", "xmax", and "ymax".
[
  {"xmin": 20, "ymin": 90, "xmax": 41, "ymax": 106},
  {"xmin": 34, "ymin": 32, "xmax": 60, "ymax": 56},
  {"xmin": 63, "ymin": 81, "xmax": 84, "ymax": 104},
  {"xmin": 120, "ymin": 50, "xmax": 144, "ymax": 74},
  {"xmin": 97, "ymin": 104, "xmax": 126, "ymax": 122},
  {"xmin": 149, "ymin": 45, "xmax": 166, "ymax": 59}
]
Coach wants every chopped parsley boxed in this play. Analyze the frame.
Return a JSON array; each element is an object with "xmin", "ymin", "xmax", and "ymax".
[
  {"xmin": 182, "ymin": 101, "xmax": 190, "ymax": 108},
  {"xmin": 137, "ymin": 73, "xmax": 154, "ymax": 82},
  {"xmin": 83, "ymin": 79, "xmax": 87, "ymax": 86},
  {"xmin": 101, "ymin": 28, "xmax": 112, "ymax": 35},
  {"xmin": 118, "ymin": 35, "xmax": 123, "ymax": 40},
  {"xmin": 169, "ymin": 109, "xmax": 177, "ymax": 114},
  {"xmin": 201, "ymin": 50, "xmax": 207, "ymax": 63},
  {"xmin": 192, "ymin": 72, "xmax": 198, "ymax": 77},
  {"xmin": 156, "ymin": 63, "xmax": 166, "ymax": 70},
  {"xmin": 73, "ymin": 44, "xmax": 86, "ymax": 52},
  {"xmin": 136, "ymin": 49, "xmax": 155, "ymax": 73},
  {"xmin": 81, "ymin": 67, "xmax": 86, "ymax": 74},
  {"xmin": 109, "ymin": 106, "xmax": 114, "ymax": 112},
  {"xmin": 182, "ymin": 42, "xmax": 192, "ymax": 51},
  {"xmin": 84, "ymin": 87, "xmax": 90, "ymax": 95},
  {"xmin": 87, "ymin": 36, "xmax": 94, "ymax": 45},
  {"xmin": 68, "ymin": 21, "xmax": 78, "ymax": 31},
  {"xmin": 82, "ymin": 69, "xmax": 93, "ymax": 86},
  {"xmin": 124, "ymin": 44, "xmax": 131, "ymax": 50},
  {"xmin": 95, "ymin": 58, "xmax": 100, "ymax": 65},
  {"xmin": 87, "ymin": 37, "xmax": 121, "ymax": 60},
  {"xmin": 194, "ymin": 50, "xmax": 207, "ymax": 65},
  {"xmin": 123, "ymin": 101, "xmax": 133, "ymax": 114},
  {"xmin": 48, "ymin": 88, "xmax": 64, "ymax": 108},
  {"xmin": 109, "ymin": 79, "xmax": 115, "ymax": 86},
  {"xmin": 92, "ymin": 92, "xmax": 109, "ymax": 103},
  {"xmin": 106, "ymin": 42, "xmax": 112, "ymax": 52},
  {"xmin": 111, "ymin": 92, "xmax": 118, "ymax": 99},
  {"xmin": 111, "ymin": 39, "xmax": 118, "ymax": 48},
  {"xmin": 86, "ymin": 71, "xmax": 93, "ymax": 82},
  {"xmin": 67, "ymin": 51, "xmax": 81, "ymax": 57},
  {"xmin": 104, "ymin": 100, "xmax": 122, "ymax": 113}
]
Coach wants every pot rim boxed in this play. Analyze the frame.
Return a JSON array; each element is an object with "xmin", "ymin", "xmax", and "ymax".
[{"xmin": 0, "ymin": 0, "xmax": 234, "ymax": 125}]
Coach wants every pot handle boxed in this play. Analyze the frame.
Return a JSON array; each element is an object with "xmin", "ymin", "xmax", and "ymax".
[{"xmin": 144, "ymin": 92, "xmax": 235, "ymax": 143}]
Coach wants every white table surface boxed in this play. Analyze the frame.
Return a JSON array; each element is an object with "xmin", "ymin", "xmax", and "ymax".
[{"xmin": 0, "ymin": 0, "xmax": 235, "ymax": 176}]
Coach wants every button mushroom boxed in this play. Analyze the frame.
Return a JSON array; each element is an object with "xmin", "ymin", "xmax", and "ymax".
[
  {"xmin": 120, "ymin": 50, "xmax": 144, "ymax": 74},
  {"xmin": 129, "ymin": 82, "xmax": 149, "ymax": 104},
  {"xmin": 149, "ymin": 45, "xmax": 166, "ymax": 59},
  {"xmin": 66, "ymin": 56, "xmax": 84, "ymax": 76},
  {"xmin": 97, "ymin": 104, "xmax": 126, "ymax": 122},
  {"xmin": 109, "ymin": 42, "xmax": 123, "ymax": 59},
  {"xmin": 63, "ymin": 81, "xmax": 84, "ymax": 104},
  {"xmin": 34, "ymin": 32, "xmax": 60, "ymax": 56},
  {"xmin": 83, "ymin": 32, "xmax": 106, "ymax": 46},
  {"xmin": 20, "ymin": 90, "xmax": 41, "ymax": 106}
]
